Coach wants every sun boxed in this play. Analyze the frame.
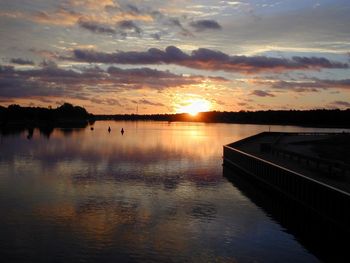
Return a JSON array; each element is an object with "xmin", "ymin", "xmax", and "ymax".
[{"xmin": 177, "ymin": 99, "xmax": 211, "ymax": 116}]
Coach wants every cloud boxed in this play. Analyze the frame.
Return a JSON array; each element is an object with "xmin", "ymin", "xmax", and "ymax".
[
  {"xmin": 150, "ymin": 33, "xmax": 161, "ymax": 40},
  {"xmin": 0, "ymin": 9, "xmax": 78, "ymax": 26},
  {"xmin": 118, "ymin": 20, "xmax": 142, "ymax": 34},
  {"xmin": 168, "ymin": 18, "xmax": 183, "ymax": 28},
  {"xmin": 330, "ymin": 101, "xmax": 350, "ymax": 108},
  {"xmin": 10, "ymin": 58, "xmax": 35, "ymax": 65},
  {"xmin": 90, "ymin": 97, "xmax": 122, "ymax": 106},
  {"xmin": 1, "ymin": 5, "xmax": 155, "ymax": 40},
  {"xmin": 124, "ymin": 4, "xmax": 141, "ymax": 15},
  {"xmin": 70, "ymin": 46, "xmax": 348, "ymax": 73},
  {"xmin": 78, "ymin": 19, "xmax": 116, "ymax": 34},
  {"xmin": 250, "ymin": 89, "xmax": 275, "ymax": 97},
  {"xmin": 0, "ymin": 64, "xmax": 222, "ymax": 100},
  {"xmin": 269, "ymin": 79, "xmax": 350, "ymax": 92},
  {"xmin": 29, "ymin": 49, "xmax": 60, "ymax": 60},
  {"xmin": 32, "ymin": 8, "xmax": 82, "ymax": 26},
  {"xmin": 135, "ymin": 99, "xmax": 165, "ymax": 107},
  {"xmin": 37, "ymin": 60, "xmax": 56, "ymax": 68},
  {"xmin": 0, "ymin": 11, "xmax": 24, "ymax": 19},
  {"xmin": 0, "ymin": 65, "xmax": 69, "ymax": 98},
  {"xmin": 66, "ymin": 0, "xmax": 116, "ymax": 10},
  {"xmin": 1, "ymin": 5, "xmax": 152, "ymax": 28},
  {"xmin": 166, "ymin": 18, "xmax": 193, "ymax": 36},
  {"xmin": 189, "ymin": 20, "xmax": 222, "ymax": 31},
  {"xmin": 106, "ymin": 66, "xmax": 219, "ymax": 89},
  {"xmin": 291, "ymin": 56, "xmax": 348, "ymax": 69}
]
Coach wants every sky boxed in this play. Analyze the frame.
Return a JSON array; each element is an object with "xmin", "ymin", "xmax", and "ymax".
[{"xmin": 0, "ymin": 0, "xmax": 350, "ymax": 114}]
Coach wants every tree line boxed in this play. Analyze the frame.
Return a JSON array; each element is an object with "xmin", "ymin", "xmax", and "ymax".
[
  {"xmin": 0, "ymin": 103, "xmax": 91, "ymax": 128},
  {"xmin": 96, "ymin": 109, "xmax": 350, "ymax": 128},
  {"xmin": 1, "ymin": 103, "xmax": 349, "ymax": 128}
]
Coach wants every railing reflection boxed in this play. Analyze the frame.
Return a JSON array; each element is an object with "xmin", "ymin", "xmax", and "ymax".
[{"xmin": 223, "ymin": 166, "xmax": 350, "ymax": 263}]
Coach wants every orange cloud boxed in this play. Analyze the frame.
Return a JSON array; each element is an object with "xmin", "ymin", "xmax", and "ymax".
[
  {"xmin": 32, "ymin": 9, "xmax": 82, "ymax": 26},
  {"xmin": 67, "ymin": 0, "xmax": 117, "ymax": 10},
  {"xmin": 1, "ymin": 6, "xmax": 153, "ymax": 27}
]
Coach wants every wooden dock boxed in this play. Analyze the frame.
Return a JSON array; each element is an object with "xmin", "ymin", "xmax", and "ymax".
[{"xmin": 223, "ymin": 132, "xmax": 350, "ymax": 230}]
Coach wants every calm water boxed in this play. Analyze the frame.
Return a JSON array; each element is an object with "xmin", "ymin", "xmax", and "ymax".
[{"xmin": 0, "ymin": 121, "xmax": 347, "ymax": 262}]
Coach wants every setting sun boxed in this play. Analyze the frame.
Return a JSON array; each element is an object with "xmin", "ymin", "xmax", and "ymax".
[{"xmin": 177, "ymin": 99, "xmax": 211, "ymax": 116}]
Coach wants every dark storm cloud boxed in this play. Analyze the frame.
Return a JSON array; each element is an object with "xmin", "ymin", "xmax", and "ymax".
[
  {"xmin": 291, "ymin": 56, "xmax": 347, "ymax": 69},
  {"xmin": 189, "ymin": 20, "xmax": 222, "ymax": 31},
  {"xmin": 71, "ymin": 46, "xmax": 349, "ymax": 73},
  {"xmin": 0, "ymin": 65, "xmax": 68, "ymax": 98},
  {"xmin": 78, "ymin": 19, "xmax": 116, "ymax": 34},
  {"xmin": 250, "ymin": 90, "xmax": 275, "ymax": 97},
  {"xmin": 0, "ymin": 64, "xmax": 219, "ymax": 99},
  {"xmin": 10, "ymin": 58, "xmax": 35, "ymax": 65},
  {"xmin": 107, "ymin": 66, "xmax": 179, "ymax": 78},
  {"xmin": 106, "ymin": 66, "xmax": 220, "ymax": 89}
]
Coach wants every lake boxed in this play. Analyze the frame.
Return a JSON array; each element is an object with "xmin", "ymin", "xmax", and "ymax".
[{"xmin": 0, "ymin": 121, "xmax": 348, "ymax": 262}]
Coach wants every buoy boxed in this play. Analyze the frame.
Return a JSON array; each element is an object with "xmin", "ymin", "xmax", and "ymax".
[
  {"xmin": 108, "ymin": 126, "xmax": 111, "ymax": 132},
  {"xmin": 121, "ymin": 128, "xmax": 124, "ymax": 135}
]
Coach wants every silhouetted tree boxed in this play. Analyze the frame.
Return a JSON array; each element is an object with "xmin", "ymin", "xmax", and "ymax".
[{"xmin": 0, "ymin": 103, "xmax": 90, "ymax": 129}]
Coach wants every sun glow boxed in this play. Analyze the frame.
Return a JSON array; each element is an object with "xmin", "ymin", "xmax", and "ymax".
[{"xmin": 177, "ymin": 99, "xmax": 211, "ymax": 116}]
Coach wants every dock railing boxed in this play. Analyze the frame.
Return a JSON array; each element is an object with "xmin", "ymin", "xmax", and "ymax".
[
  {"xmin": 270, "ymin": 145, "xmax": 350, "ymax": 177},
  {"xmin": 223, "ymin": 140, "xmax": 350, "ymax": 229}
]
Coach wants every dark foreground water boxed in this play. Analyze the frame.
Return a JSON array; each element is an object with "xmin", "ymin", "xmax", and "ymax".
[{"xmin": 0, "ymin": 121, "xmax": 348, "ymax": 262}]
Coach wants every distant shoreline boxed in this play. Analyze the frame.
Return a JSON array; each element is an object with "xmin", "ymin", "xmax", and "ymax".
[
  {"xmin": 1, "ymin": 104, "xmax": 350, "ymax": 129},
  {"xmin": 91, "ymin": 109, "xmax": 350, "ymax": 129}
]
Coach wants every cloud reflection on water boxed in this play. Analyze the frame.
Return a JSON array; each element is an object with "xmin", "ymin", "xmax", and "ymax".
[{"xmin": 0, "ymin": 121, "xmax": 321, "ymax": 262}]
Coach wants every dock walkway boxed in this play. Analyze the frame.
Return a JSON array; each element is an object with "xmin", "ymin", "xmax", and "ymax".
[
  {"xmin": 223, "ymin": 132, "xmax": 350, "ymax": 230},
  {"xmin": 233, "ymin": 132, "xmax": 350, "ymax": 193}
]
